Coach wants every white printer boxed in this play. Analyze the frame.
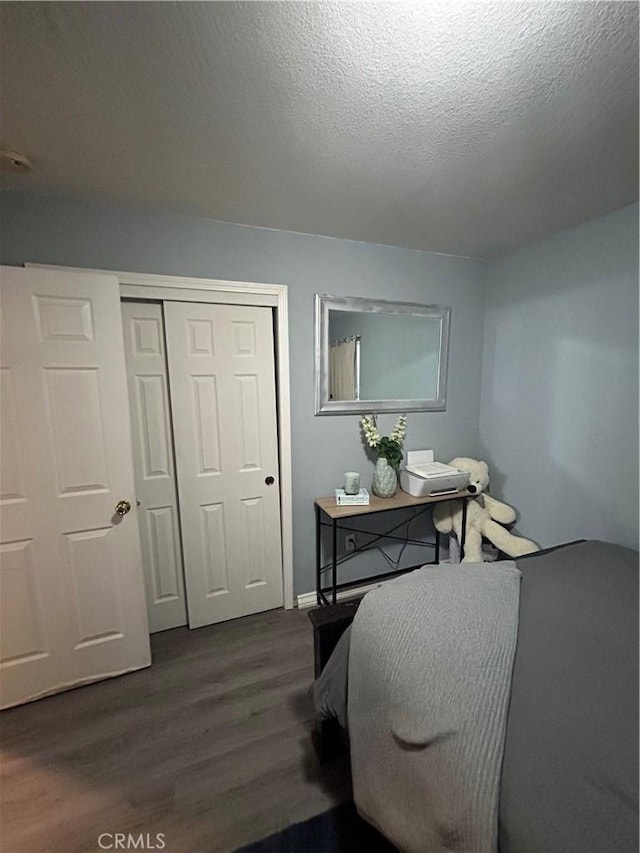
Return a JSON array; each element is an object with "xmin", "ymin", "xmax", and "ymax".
[{"xmin": 399, "ymin": 450, "xmax": 469, "ymax": 498}]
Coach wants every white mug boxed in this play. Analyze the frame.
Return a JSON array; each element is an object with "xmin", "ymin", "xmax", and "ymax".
[{"xmin": 344, "ymin": 472, "xmax": 360, "ymax": 495}]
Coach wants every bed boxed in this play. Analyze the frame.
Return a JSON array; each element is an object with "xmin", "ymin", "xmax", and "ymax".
[{"xmin": 313, "ymin": 540, "xmax": 638, "ymax": 853}]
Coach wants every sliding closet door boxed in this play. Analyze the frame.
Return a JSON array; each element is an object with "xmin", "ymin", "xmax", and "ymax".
[
  {"xmin": 121, "ymin": 302, "xmax": 188, "ymax": 633},
  {"xmin": 0, "ymin": 266, "xmax": 150, "ymax": 709},
  {"xmin": 164, "ymin": 302, "xmax": 283, "ymax": 628}
]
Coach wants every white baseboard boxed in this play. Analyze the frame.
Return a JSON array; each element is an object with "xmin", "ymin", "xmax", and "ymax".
[{"xmin": 296, "ymin": 581, "xmax": 382, "ymax": 609}]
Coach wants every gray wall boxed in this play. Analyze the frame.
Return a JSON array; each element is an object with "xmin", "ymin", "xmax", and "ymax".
[
  {"xmin": 480, "ymin": 203, "xmax": 639, "ymax": 550},
  {"xmin": 0, "ymin": 190, "xmax": 487, "ymax": 595}
]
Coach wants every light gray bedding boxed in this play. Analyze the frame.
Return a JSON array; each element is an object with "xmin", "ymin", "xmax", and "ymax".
[
  {"xmin": 313, "ymin": 540, "xmax": 639, "ymax": 853},
  {"xmin": 348, "ymin": 562, "xmax": 521, "ymax": 853}
]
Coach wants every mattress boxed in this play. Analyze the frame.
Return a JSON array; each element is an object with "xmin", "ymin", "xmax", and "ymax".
[{"xmin": 313, "ymin": 540, "xmax": 639, "ymax": 852}]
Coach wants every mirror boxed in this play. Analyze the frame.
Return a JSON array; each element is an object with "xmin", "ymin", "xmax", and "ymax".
[{"xmin": 314, "ymin": 294, "xmax": 451, "ymax": 415}]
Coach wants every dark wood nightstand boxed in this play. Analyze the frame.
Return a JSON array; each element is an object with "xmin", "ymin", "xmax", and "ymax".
[
  {"xmin": 308, "ymin": 599, "xmax": 362, "ymax": 763},
  {"xmin": 308, "ymin": 598, "xmax": 361, "ymax": 678}
]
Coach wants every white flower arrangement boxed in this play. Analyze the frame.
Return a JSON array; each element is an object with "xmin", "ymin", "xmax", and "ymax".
[{"xmin": 361, "ymin": 413, "xmax": 407, "ymax": 468}]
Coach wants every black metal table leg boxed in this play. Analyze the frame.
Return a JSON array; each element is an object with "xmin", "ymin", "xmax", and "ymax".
[
  {"xmin": 332, "ymin": 518, "xmax": 338, "ymax": 603},
  {"xmin": 315, "ymin": 504, "xmax": 322, "ymax": 605},
  {"xmin": 460, "ymin": 497, "xmax": 468, "ymax": 559},
  {"xmin": 435, "ymin": 528, "xmax": 440, "ymax": 564}
]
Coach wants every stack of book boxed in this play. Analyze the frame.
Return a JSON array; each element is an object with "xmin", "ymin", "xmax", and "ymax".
[{"xmin": 335, "ymin": 488, "xmax": 370, "ymax": 506}]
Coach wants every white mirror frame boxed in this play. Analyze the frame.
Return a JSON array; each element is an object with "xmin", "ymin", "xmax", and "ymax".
[{"xmin": 314, "ymin": 294, "xmax": 451, "ymax": 415}]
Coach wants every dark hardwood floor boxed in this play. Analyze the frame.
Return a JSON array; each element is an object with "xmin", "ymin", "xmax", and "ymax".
[{"xmin": 0, "ymin": 608, "xmax": 351, "ymax": 853}]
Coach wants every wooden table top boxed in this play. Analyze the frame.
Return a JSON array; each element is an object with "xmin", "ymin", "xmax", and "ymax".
[{"xmin": 314, "ymin": 488, "xmax": 470, "ymax": 519}]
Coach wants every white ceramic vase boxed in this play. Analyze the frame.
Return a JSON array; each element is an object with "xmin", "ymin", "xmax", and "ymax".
[{"xmin": 372, "ymin": 456, "xmax": 397, "ymax": 498}]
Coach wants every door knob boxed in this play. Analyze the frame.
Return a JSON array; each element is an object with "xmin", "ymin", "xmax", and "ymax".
[
  {"xmin": 265, "ymin": 476, "xmax": 275, "ymax": 486},
  {"xmin": 115, "ymin": 500, "xmax": 131, "ymax": 516}
]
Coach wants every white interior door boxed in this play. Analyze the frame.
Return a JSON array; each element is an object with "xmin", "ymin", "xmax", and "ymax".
[
  {"xmin": 121, "ymin": 301, "xmax": 188, "ymax": 633},
  {"xmin": 0, "ymin": 266, "xmax": 150, "ymax": 709},
  {"xmin": 164, "ymin": 301, "xmax": 283, "ymax": 628}
]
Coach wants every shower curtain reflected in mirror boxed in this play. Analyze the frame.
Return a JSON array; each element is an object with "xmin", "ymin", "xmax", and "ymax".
[{"xmin": 329, "ymin": 335, "xmax": 360, "ymax": 400}]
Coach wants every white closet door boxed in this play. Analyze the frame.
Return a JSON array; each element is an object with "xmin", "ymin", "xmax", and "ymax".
[
  {"xmin": 121, "ymin": 302, "xmax": 188, "ymax": 633},
  {"xmin": 0, "ymin": 266, "xmax": 150, "ymax": 709},
  {"xmin": 164, "ymin": 302, "xmax": 283, "ymax": 628}
]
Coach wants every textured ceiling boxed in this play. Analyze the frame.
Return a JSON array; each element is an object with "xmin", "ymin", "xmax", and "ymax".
[{"xmin": 0, "ymin": 1, "xmax": 638, "ymax": 258}]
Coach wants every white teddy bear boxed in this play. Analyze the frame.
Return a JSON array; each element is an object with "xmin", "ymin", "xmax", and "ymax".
[{"xmin": 433, "ymin": 457, "xmax": 539, "ymax": 563}]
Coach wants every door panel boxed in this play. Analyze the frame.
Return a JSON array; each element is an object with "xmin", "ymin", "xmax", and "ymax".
[
  {"xmin": 45, "ymin": 367, "xmax": 110, "ymax": 494},
  {"xmin": 65, "ymin": 526, "xmax": 125, "ymax": 646},
  {"xmin": 121, "ymin": 302, "xmax": 188, "ymax": 633},
  {"xmin": 0, "ymin": 367, "xmax": 27, "ymax": 504},
  {"xmin": 201, "ymin": 502, "xmax": 230, "ymax": 595},
  {"xmin": 136, "ymin": 375, "xmax": 171, "ymax": 477},
  {"xmin": 164, "ymin": 302, "xmax": 283, "ymax": 628},
  {"xmin": 192, "ymin": 375, "xmax": 222, "ymax": 473},
  {"xmin": 0, "ymin": 267, "xmax": 150, "ymax": 709},
  {"xmin": 0, "ymin": 539, "xmax": 47, "ymax": 665},
  {"xmin": 146, "ymin": 506, "xmax": 182, "ymax": 599}
]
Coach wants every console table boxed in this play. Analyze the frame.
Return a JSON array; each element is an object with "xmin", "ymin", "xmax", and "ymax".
[{"xmin": 314, "ymin": 489, "xmax": 470, "ymax": 605}]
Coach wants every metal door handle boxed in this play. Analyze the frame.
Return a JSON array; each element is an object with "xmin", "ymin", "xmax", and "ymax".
[
  {"xmin": 265, "ymin": 476, "xmax": 275, "ymax": 486},
  {"xmin": 115, "ymin": 500, "xmax": 131, "ymax": 516}
]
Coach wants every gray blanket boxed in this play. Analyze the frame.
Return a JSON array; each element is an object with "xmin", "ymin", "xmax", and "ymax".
[
  {"xmin": 348, "ymin": 562, "xmax": 521, "ymax": 853},
  {"xmin": 499, "ymin": 540, "xmax": 638, "ymax": 853}
]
